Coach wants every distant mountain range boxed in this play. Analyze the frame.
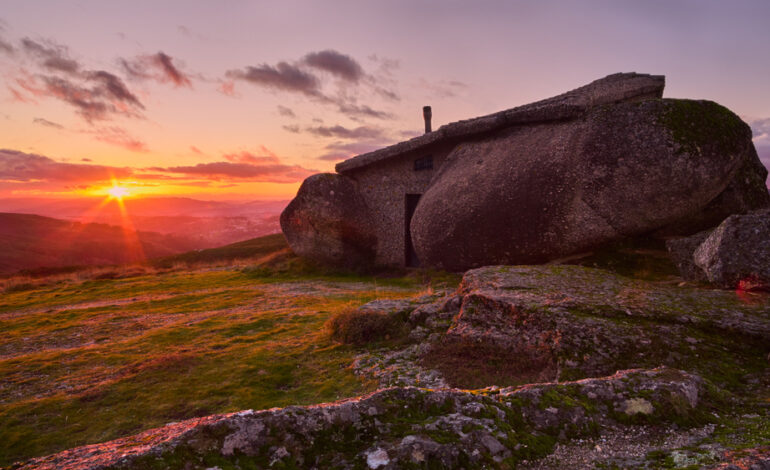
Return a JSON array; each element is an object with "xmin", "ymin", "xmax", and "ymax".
[
  {"xmin": 0, "ymin": 212, "xmax": 207, "ymax": 275},
  {"xmin": 0, "ymin": 196, "xmax": 288, "ymax": 251}
]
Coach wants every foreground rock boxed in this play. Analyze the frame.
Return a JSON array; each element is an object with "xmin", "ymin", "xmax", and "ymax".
[
  {"xmin": 694, "ymin": 209, "xmax": 770, "ymax": 290},
  {"xmin": 667, "ymin": 209, "xmax": 770, "ymax": 290},
  {"xmin": 280, "ymin": 173, "xmax": 378, "ymax": 268},
  {"xmin": 422, "ymin": 265, "xmax": 770, "ymax": 384},
  {"xmin": 14, "ymin": 368, "xmax": 715, "ymax": 470},
  {"xmin": 412, "ymin": 99, "xmax": 768, "ymax": 271}
]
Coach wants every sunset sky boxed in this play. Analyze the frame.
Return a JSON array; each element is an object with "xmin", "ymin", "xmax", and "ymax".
[{"xmin": 1, "ymin": 0, "xmax": 769, "ymax": 201}]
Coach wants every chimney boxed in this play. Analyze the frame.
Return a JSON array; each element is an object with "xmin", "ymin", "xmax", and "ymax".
[{"xmin": 423, "ymin": 106, "xmax": 432, "ymax": 133}]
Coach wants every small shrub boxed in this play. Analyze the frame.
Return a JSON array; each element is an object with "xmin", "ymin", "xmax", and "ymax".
[{"xmin": 326, "ymin": 308, "xmax": 408, "ymax": 346}]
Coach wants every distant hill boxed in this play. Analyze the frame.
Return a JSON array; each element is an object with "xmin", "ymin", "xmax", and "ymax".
[
  {"xmin": 0, "ymin": 197, "xmax": 287, "ymax": 248},
  {"xmin": 152, "ymin": 233, "xmax": 289, "ymax": 267},
  {"xmin": 0, "ymin": 213, "xmax": 203, "ymax": 275}
]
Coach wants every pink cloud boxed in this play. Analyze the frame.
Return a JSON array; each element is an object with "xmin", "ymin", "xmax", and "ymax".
[{"xmin": 0, "ymin": 148, "xmax": 132, "ymax": 183}]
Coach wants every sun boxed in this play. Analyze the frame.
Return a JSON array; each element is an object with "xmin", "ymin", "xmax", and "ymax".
[{"xmin": 107, "ymin": 185, "xmax": 130, "ymax": 200}]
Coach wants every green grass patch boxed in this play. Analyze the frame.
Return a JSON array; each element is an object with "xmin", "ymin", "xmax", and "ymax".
[{"xmin": 0, "ymin": 260, "xmax": 455, "ymax": 467}]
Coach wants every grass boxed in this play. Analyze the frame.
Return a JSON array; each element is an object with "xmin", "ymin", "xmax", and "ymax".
[
  {"xmin": 0, "ymin": 238, "xmax": 458, "ymax": 467},
  {"xmin": 150, "ymin": 233, "xmax": 289, "ymax": 268}
]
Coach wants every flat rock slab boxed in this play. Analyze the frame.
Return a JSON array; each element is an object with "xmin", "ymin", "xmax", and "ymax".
[
  {"xmin": 434, "ymin": 265, "xmax": 770, "ymax": 382},
  {"xmin": 14, "ymin": 368, "xmax": 713, "ymax": 470}
]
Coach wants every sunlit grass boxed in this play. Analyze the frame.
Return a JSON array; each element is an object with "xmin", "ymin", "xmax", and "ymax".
[{"xmin": 0, "ymin": 257, "xmax": 453, "ymax": 466}]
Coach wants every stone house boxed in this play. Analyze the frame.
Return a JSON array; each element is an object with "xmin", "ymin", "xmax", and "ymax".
[
  {"xmin": 331, "ymin": 73, "xmax": 665, "ymax": 267},
  {"xmin": 282, "ymin": 72, "xmax": 768, "ymax": 270}
]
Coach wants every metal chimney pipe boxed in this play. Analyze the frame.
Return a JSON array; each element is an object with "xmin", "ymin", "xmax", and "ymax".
[{"xmin": 423, "ymin": 106, "xmax": 432, "ymax": 133}]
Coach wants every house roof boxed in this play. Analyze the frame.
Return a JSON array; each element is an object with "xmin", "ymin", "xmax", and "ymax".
[{"xmin": 335, "ymin": 72, "xmax": 665, "ymax": 174}]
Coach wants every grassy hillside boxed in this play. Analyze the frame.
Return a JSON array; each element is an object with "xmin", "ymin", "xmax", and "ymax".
[
  {"xmin": 0, "ymin": 248, "xmax": 457, "ymax": 466},
  {"xmin": 152, "ymin": 233, "xmax": 288, "ymax": 267},
  {"xmin": 0, "ymin": 213, "xmax": 202, "ymax": 275}
]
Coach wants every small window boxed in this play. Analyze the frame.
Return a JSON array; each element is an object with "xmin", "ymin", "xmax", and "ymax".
[{"xmin": 414, "ymin": 155, "xmax": 433, "ymax": 171}]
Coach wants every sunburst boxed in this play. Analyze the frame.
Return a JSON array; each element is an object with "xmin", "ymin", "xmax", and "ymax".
[{"xmin": 107, "ymin": 185, "xmax": 130, "ymax": 200}]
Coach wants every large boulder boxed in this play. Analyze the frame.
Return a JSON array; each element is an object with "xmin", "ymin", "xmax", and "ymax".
[
  {"xmin": 280, "ymin": 173, "xmax": 377, "ymax": 268},
  {"xmin": 411, "ymin": 99, "xmax": 768, "ymax": 271},
  {"xmin": 693, "ymin": 209, "xmax": 770, "ymax": 290}
]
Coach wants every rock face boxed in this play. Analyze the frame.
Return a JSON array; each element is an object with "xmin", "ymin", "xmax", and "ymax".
[
  {"xmin": 411, "ymin": 99, "xmax": 768, "ymax": 271},
  {"xmin": 15, "ymin": 368, "xmax": 713, "ymax": 470},
  {"xmin": 666, "ymin": 230, "xmax": 712, "ymax": 283},
  {"xmin": 668, "ymin": 209, "xmax": 770, "ymax": 290},
  {"xmin": 280, "ymin": 173, "xmax": 377, "ymax": 268},
  {"xmin": 427, "ymin": 265, "xmax": 770, "ymax": 382}
]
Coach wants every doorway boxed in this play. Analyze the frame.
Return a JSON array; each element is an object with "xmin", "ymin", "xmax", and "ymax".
[{"xmin": 405, "ymin": 194, "xmax": 421, "ymax": 267}]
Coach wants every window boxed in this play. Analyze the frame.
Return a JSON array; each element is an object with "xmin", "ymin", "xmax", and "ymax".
[{"xmin": 414, "ymin": 155, "xmax": 433, "ymax": 171}]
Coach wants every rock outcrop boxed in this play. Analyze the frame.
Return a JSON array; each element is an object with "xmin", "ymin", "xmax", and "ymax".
[
  {"xmin": 14, "ymin": 368, "xmax": 714, "ymax": 470},
  {"xmin": 415, "ymin": 265, "xmax": 770, "ymax": 384},
  {"xmin": 411, "ymin": 99, "xmax": 768, "ymax": 271},
  {"xmin": 668, "ymin": 208, "xmax": 770, "ymax": 290},
  {"xmin": 280, "ymin": 173, "xmax": 377, "ymax": 269}
]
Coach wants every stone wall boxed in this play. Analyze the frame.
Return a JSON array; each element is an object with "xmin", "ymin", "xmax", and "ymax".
[{"xmin": 344, "ymin": 141, "xmax": 455, "ymax": 266}]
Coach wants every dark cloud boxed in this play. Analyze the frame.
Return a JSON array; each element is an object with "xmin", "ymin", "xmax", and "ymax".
[
  {"xmin": 374, "ymin": 86, "xmax": 399, "ymax": 101},
  {"xmin": 32, "ymin": 117, "xmax": 64, "ymax": 129},
  {"xmin": 226, "ymin": 62, "xmax": 321, "ymax": 96},
  {"xmin": 368, "ymin": 54, "xmax": 400, "ymax": 75},
  {"xmin": 11, "ymin": 38, "xmax": 145, "ymax": 122},
  {"xmin": 227, "ymin": 51, "xmax": 392, "ymax": 120},
  {"xmin": 0, "ymin": 148, "xmax": 132, "ymax": 182},
  {"xmin": 153, "ymin": 52, "xmax": 192, "ymax": 87},
  {"xmin": 89, "ymin": 126, "xmax": 149, "ymax": 152},
  {"xmin": 147, "ymin": 147, "xmax": 315, "ymax": 183},
  {"xmin": 282, "ymin": 124, "xmax": 300, "ymax": 133},
  {"xmin": 223, "ymin": 149, "xmax": 280, "ymax": 165},
  {"xmin": 336, "ymin": 102, "xmax": 392, "ymax": 120},
  {"xmin": 81, "ymin": 158, "xmax": 92, "ymax": 162},
  {"xmin": 303, "ymin": 50, "xmax": 363, "ymax": 82},
  {"xmin": 306, "ymin": 125, "xmax": 385, "ymax": 139},
  {"xmin": 150, "ymin": 160, "xmax": 316, "ymax": 183},
  {"xmin": 317, "ymin": 153, "xmax": 348, "ymax": 162},
  {"xmin": 88, "ymin": 70, "xmax": 143, "ymax": 107},
  {"xmin": 120, "ymin": 52, "xmax": 193, "ymax": 87},
  {"xmin": 31, "ymin": 71, "xmax": 144, "ymax": 122},
  {"xmin": 277, "ymin": 105, "xmax": 296, "ymax": 118},
  {"xmin": 40, "ymin": 75, "xmax": 110, "ymax": 122},
  {"xmin": 418, "ymin": 78, "xmax": 469, "ymax": 99},
  {"xmin": 21, "ymin": 38, "xmax": 81, "ymax": 75},
  {"xmin": 0, "ymin": 37, "xmax": 13, "ymax": 54},
  {"xmin": 38, "ymin": 75, "xmax": 144, "ymax": 122}
]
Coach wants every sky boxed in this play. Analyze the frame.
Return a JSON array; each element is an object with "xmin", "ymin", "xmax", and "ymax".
[{"xmin": 1, "ymin": 0, "xmax": 769, "ymax": 201}]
